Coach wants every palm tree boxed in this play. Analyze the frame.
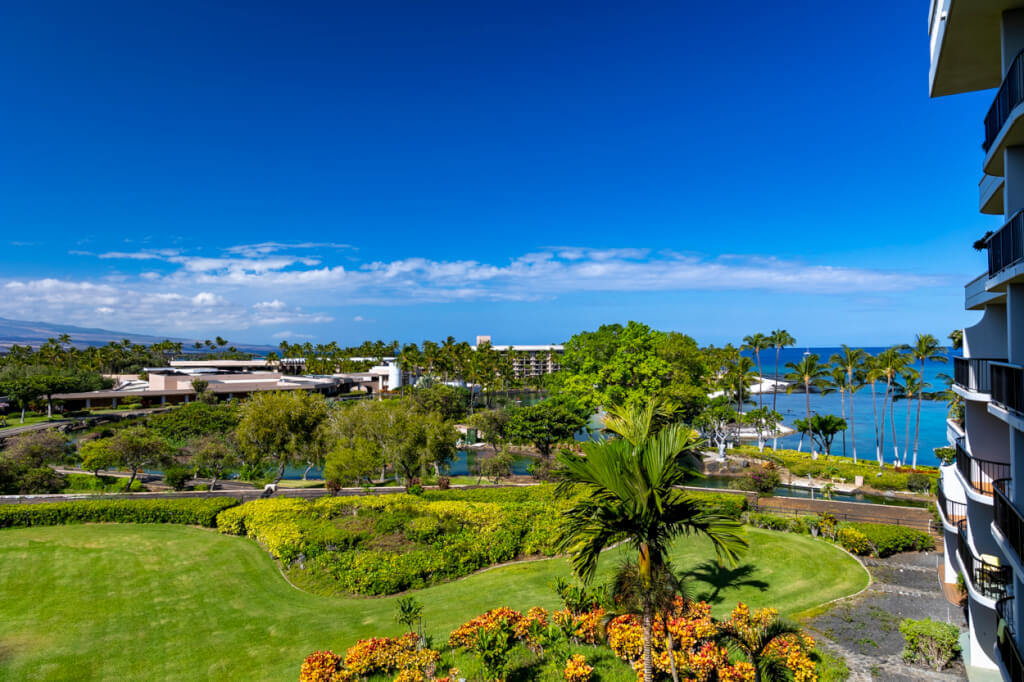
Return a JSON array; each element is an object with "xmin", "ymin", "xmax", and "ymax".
[
  {"xmin": 768, "ymin": 330, "xmax": 795, "ymax": 448},
  {"xmin": 783, "ymin": 354, "xmax": 828, "ymax": 458},
  {"xmin": 830, "ymin": 346, "xmax": 866, "ymax": 462},
  {"xmin": 909, "ymin": 334, "xmax": 947, "ymax": 470},
  {"xmin": 897, "ymin": 369, "xmax": 927, "ymax": 469},
  {"xmin": 609, "ymin": 560, "xmax": 691, "ymax": 682},
  {"xmin": 728, "ymin": 356, "xmax": 758, "ymax": 415},
  {"xmin": 742, "ymin": 333, "xmax": 770, "ymax": 409},
  {"xmin": 718, "ymin": 613, "xmax": 805, "ymax": 682},
  {"xmin": 873, "ymin": 346, "xmax": 910, "ymax": 467},
  {"xmin": 824, "ymin": 366, "xmax": 848, "ymax": 457},
  {"xmin": 555, "ymin": 402, "xmax": 747, "ymax": 682}
]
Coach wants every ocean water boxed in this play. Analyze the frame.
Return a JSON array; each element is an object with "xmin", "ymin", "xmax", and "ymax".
[{"xmin": 742, "ymin": 346, "xmax": 955, "ymax": 467}]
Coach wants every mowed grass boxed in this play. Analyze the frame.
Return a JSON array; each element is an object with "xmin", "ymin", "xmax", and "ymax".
[{"xmin": 0, "ymin": 524, "xmax": 867, "ymax": 681}]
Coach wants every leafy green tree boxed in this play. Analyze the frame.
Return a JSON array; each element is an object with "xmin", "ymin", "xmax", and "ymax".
[
  {"xmin": 466, "ymin": 409, "xmax": 510, "ymax": 453},
  {"xmin": 4, "ymin": 429, "xmax": 67, "ymax": 467},
  {"xmin": 554, "ymin": 401, "xmax": 746, "ymax": 682},
  {"xmin": 693, "ymin": 398, "xmax": 737, "ymax": 459},
  {"xmin": 236, "ymin": 391, "xmax": 329, "ymax": 483},
  {"xmin": 146, "ymin": 402, "xmax": 239, "ymax": 445},
  {"xmin": 324, "ymin": 436, "xmax": 381, "ymax": 487},
  {"xmin": 409, "ymin": 382, "xmax": 470, "ymax": 421},
  {"xmin": 506, "ymin": 399, "xmax": 588, "ymax": 458},
  {"xmin": 479, "ymin": 447, "xmax": 514, "ymax": 484},
  {"xmin": 78, "ymin": 439, "xmax": 116, "ymax": 476},
  {"xmin": 743, "ymin": 408, "xmax": 781, "ymax": 454},
  {"xmin": 808, "ymin": 414, "xmax": 847, "ymax": 457},
  {"xmin": 186, "ymin": 434, "xmax": 240, "ymax": 491},
  {"xmin": 106, "ymin": 426, "xmax": 172, "ymax": 491}
]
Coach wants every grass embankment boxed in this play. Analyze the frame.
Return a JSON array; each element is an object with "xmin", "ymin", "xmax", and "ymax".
[
  {"xmin": 0, "ymin": 524, "xmax": 865, "ymax": 681},
  {"xmin": 730, "ymin": 445, "xmax": 940, "ymax": 492}
]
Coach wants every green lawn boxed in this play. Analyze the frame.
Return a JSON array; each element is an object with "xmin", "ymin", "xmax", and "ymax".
[{"xmin": 0, "ymin": 524, "xmax": 866, "ymax": 681}]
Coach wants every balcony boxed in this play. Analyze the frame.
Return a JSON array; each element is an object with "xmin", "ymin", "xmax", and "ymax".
[
  {"xmin": 937, "ymin": 483, "xmax": 967, "ymax": 529},
  {"xmin": 984, "ymin": 50, "xmax": 1024, "ymax": 175},
  {"xmin": 996, "ymin": 597, "xmax": 1024, "ymax": 682},
  {"xmin": 988, "ymin": 210, "xmax": 1024, "ymax": 279},
  {"xmin": 994, "ymin": 479, "xmax": 1024, "ymax": 572},
  {"xmin": 993, "ymin": 362, "xmax": 1024, "ymax": 414},
  {"xmin": 958, "ymin": 519, "xmax": 1010, "ymax": 601},
  {"xmin": 954, "ymin": 357, "xmax": 1003, "ymax": 393},
  {"xmin": 956, "ymin": 438, "xmax": 1011, "ymax": 498},
  {"xmin": 981, "ymin": 173, "xmax": 1004, "ymax": 215},
  {"xmin": 965, "ymin": 272, "xmax": 1006, "ymax": 310}
]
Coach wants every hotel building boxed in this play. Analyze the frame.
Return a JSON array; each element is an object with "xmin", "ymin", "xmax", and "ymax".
[{"xmin": 931, "ymin": 1, "xmax": 1024, "ymax": 678}]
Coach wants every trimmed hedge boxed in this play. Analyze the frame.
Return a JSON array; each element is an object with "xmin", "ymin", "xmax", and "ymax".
[
  {"xmin": 844, "ymin": 522, "xmax": 933, "ymax": 557},
  {"xmin": 0, "ymin": 497, "xmax": 240, "ymax": 529}
]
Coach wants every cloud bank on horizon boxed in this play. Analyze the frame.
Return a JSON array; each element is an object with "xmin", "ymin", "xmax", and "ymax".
[{"xmin": 0, "ymin": 241, "xmax": 952, "ymax": 342}]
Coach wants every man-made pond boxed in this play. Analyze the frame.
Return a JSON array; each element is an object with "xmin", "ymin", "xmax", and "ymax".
[{"xmin": 687, "ymin": 475, "xmax": 929, "ymax": 508}]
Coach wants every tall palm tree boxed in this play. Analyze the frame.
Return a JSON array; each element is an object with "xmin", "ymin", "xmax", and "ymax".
[
  {"xmin": 896, "ymin": 369, "xmax": 927, "ymax": 469},
  {"xmin": 783, "ymin": 354, "xmax": 828, "ymax": 458},
  {"xmin": 742, "ymin": 333, "xmax": 770, "ymax": 409},
  {"xmin": 718, "ymin": 613, "xmax": 805, "ymax": 682},
  {"xmin": 768, "ymin": 330, "xmax": 795, "ymax": 448},
  {"xmin": 555, "ymin": 403, "xmax": 747, "ymax": 682},
  {"xmin": 873, "ymin": 346, "xmax": 910, "ymax": 467},
  {"xmin": 728, "ymin": 356, "xmax": 758, "ymax": 415},
  {"xmin": 830, "ymin": 346, "xmax": 866, "ymax": 463},
  {"xmin": 825, "ymin": 366, "xmax": 849, "ymax": 457},
  {"xmin": 909, "ymin": 334, "xmax": 947, "ymax": 470}
]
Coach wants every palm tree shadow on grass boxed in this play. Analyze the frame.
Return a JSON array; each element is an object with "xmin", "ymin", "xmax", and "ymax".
[{"xmin": 682, "ymin": 560, "xmax": 769, "ymax": 607}]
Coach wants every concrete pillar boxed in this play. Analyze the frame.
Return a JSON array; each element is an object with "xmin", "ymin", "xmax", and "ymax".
[
  {"xmin": 160, "ymin": 395, "xmax": 166, "ymax": 405},
  {"xmin": 85, "ymin": 399, "xmax": 90, "ymax": 409},
  {"xmin": 1003, "ymin": 9, "xmax": 1024, "ymax": 75},
  {"xmin": 1005, "ymin": 147, "xmax": 1024, "ymax": 217},
  {"xmin": 112, "ymin": 398, "xmax": 117, "ymax": 409}
]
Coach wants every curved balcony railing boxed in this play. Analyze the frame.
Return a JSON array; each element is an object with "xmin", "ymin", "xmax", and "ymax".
[
  {"xmin": 956, "ymin": 438, "xmax": 1011, "ymax": 497},
  {"xmin": 936, "ymin": 484, "xmax": 967, "ymax": 527},
  {"xmin": 954, "ymin": 357, "xmax": 1003, "ymax": 393},
  {"xmin": 988, "ymin": 211, "xmax": 1024, "ymax": 278},
  {"xmin": 996, "ymin": 597, "xmax": 1024, "ymax": 682},
  {"xmin": 994, "ymin": 479, "xmax": 1024, "ymax": 570},
  {"xmin": 985, "ymin": 49, "xmax": 1024, "ymax": 153},
  {"xmin": 992, "ymin": 362, "xmax": 1024, "ymax": 414},
  {"xmin": 958, "ymin": 520, "xmax": 1010, "ymax": 600}
]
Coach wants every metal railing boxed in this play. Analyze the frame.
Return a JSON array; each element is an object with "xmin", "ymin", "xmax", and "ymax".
[
  {"xmin": 997, "ymin": 597, "xmax": 1024, "ymax": 682},
  {"xmin": 958, "ymin": 519, "xmax": 1010, "ymax": 600},
  {"xmin": 989, "ymin": 211, "xmax": 1024, "ymax": 278},
  {"xmin": 992, "ymin": 362, "xmax": 1024, "ymax": 414},
  {"xmin": 954, "ymin": 357, "xmax": 1003, "ymax": 393},
  {"xmin": 994, "ymin": 479, "xmax": 1024, "ymax": 571},
  {"xmin": 956, "ymin": 438, "xmax": 1011, "ymax": 497},
  {"xmin": 985, "ymin": 49, "xmax": 1024, "ymax": 152},
  {"xmin": 936, "ymin": 484, "xmax": 967, "ymax": 527}
]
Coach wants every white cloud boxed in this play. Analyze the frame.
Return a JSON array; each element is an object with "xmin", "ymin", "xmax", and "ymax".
[{"xmin": 3, "ymin": 245, "xmax": 949, "ymax": 337}]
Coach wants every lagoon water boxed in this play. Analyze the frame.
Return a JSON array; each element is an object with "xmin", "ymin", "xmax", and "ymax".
[{"xmin": 743, "ymin": 346, "xmax": 955, "ymax": 468}]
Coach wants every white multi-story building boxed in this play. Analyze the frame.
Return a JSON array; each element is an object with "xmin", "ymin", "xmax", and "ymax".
[
  {"xmin": 930, "ymin": 2, "xmax": 1024, "ymax": 679},
  {"xmin": 473, "ymin": 335, "xmax": 563, "ymax": 378}
]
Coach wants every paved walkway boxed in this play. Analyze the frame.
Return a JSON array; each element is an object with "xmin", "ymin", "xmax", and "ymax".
[{"xmin": 807, "ymin": 548, "xmax": 967, "ymax": 681}]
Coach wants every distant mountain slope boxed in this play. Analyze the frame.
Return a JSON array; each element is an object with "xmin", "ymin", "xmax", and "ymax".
[{"xmin": 0, "ymin": 317, "xmax": 275, "ymax": 353}]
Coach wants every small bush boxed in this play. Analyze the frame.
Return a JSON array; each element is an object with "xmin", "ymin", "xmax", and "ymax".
[
  {"xmin": 0, "ymin": 497, "xmax": 239, "ymax": 529},
  {"xmin": 731, "ymin": 465, "xmax": 781, "ymax": 493},
  {"xmin": 836, "ymin": 527, "xmax": 871, "ymax": 555},
  {"xmin": 905, "ymin": 473, "xmax": 931, "ymax": 493},
  {"xmin": 846, "ymin": 523, "xmax": 933, "ymax": 557},
  {"xmin": 163, "ymin": 466, "xmax": 192, "ymax": 491},
  {"xmin": 683, "ymin": 491, "xmax": 748, "ymax": 519},
  {"xmin": 900, "ymin": 618, "xmax": 961, "ymax": 670}
]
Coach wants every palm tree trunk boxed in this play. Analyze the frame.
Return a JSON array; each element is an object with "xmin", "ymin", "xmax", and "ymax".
[
  {"xmin": 879, "ymin": 380, "xmax": 889, "ymax": 468},
  {"xmin": 755, "ymin": 350, "xmax": 763, "ymax": 410},
  {"xmin": 849, "ymin": 383, "xmax": 858, "ymax": 464},
  {"xmin": 904, "ymin": 392, "xmax": 912, "ymax": 467},
  {"xmin": 840, "ymin": 388, "xmax": 847, "ymax": 458},
  {"xmin": 772, "ymin": 346, "xmax": 780, "ymax": 449},
  {"xmin": 913, "ymin": 387, "xmax": 922, "ymax": 470},
  {"xmin": 870, "ymin": 382, "xmax": 880, "ymax": 467},
  {"xmin": 805, "ymin": 378, "xmax": 815, "ymax": 459},
  {"xmin": 890, "ymin": 394, "xmax": 899, "ymax": 466},
  {"xmin": 666, "ymin": 628, "xmax": 679, "ymax": 682}
]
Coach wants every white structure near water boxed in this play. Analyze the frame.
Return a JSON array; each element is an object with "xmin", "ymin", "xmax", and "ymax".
[{"xmin": 930, "ymin": 2, "xmax": 1024, "ymax": 678}]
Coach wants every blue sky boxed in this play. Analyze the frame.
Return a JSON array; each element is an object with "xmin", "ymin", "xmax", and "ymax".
[{"xmin": 0, "ymin": 1, "xmax": 998, "ymax": 347}]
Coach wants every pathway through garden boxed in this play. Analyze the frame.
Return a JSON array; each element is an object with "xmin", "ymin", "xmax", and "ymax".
[{"xmin": 806, "ymin": 548, "xmax": 967, "ymax": 681}]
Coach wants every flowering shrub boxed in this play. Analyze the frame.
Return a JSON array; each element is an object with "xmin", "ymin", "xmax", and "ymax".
[
  {"xmin": 552, "ymin": 608, "xmax": 605, "ymax": 645},
  {"xmin": 836, "ymin": 526, "xmax": 871, "ymax": 555},
  {"xmin": 449, "ymin": 607, "xmax": 526, "ymax": 649},
  {"xmin": 563, "ymin": 654, "xmax": 593, "ymax": 682},
  {"xmin": 343, "ymin": 633, "xmax": 439, "ymax": 678},
  {"xmin": 298, "ymin": 650, "xmax": 354, "ymax": 682}
]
